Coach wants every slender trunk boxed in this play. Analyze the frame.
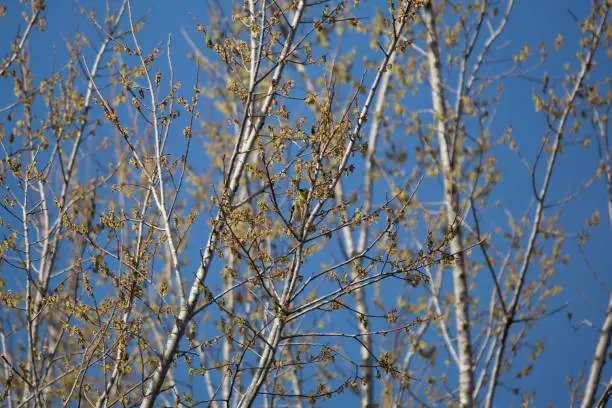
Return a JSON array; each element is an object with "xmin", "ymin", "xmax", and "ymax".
[
  {"xmin": 582, "ymin": 68, "xmax": 612, "ymax": 407},
  {"xmin": 139, "ymin": 3, "xmax": 307, "ymax": 406},
  {"xmin": 484, "ymin": 8, "xmax": 608, "ymax": 407},
  {"xmin": 581, "ymin": 294, "xmax": 612, "ymax": 408},
  {"xmin": 353, "ymin": 270, "xmax": 374, "ymax": 407},
  {"xmin": 423, "ymin": 2, "xmax": 475, "ymax": 406}
]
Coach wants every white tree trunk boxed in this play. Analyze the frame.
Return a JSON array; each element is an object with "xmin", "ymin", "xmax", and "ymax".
[
  {"xmin": 581, "ymin": 294, "xmax": 612, "ymax": 408},
  {"xmin": 423, "ymin": 2, "xmax": 475, "ymax": 406}
]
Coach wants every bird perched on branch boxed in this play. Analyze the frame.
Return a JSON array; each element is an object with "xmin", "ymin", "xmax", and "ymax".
[{"xmin": 289, "ymin": 188, "xmax": 309, "ymax": 225}]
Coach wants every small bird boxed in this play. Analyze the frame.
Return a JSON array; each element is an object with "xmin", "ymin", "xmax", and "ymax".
[
  {"xmin": 289, "ymin": 188, "xmax": 309, "ymax": 225},
  {"xmin": 418, "ymin": 344, "xmax": 436, "ymax": 360}
]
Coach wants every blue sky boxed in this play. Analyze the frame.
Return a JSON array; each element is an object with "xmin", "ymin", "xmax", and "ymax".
[{"xmin": 0, "ymin": 0, "xmax": 610, "ymax": 406}]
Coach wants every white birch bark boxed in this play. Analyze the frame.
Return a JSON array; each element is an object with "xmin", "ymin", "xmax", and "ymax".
[
  {"xmin": 422, "ymin": 2, "xmax": 475, "ymax": 406},
  {"xmin": 484, "ymin": 8, "xmax": 609, "ymax": 407},
  {"xmin": 139, "ymin": 2, "xmax": 307, "ymax": 406},
  {"xmin": 582, "ymin": 35, "xmax": 612, "ymax": 405},
  {"xmin": 581, "ymin": 294, "xmax": 612, "ymax": 408}
]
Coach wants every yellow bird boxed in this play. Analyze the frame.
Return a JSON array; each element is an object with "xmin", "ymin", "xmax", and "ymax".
[{"xmin": 289, "ymin": 188, "xmax": 309, "ymax": 224}]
